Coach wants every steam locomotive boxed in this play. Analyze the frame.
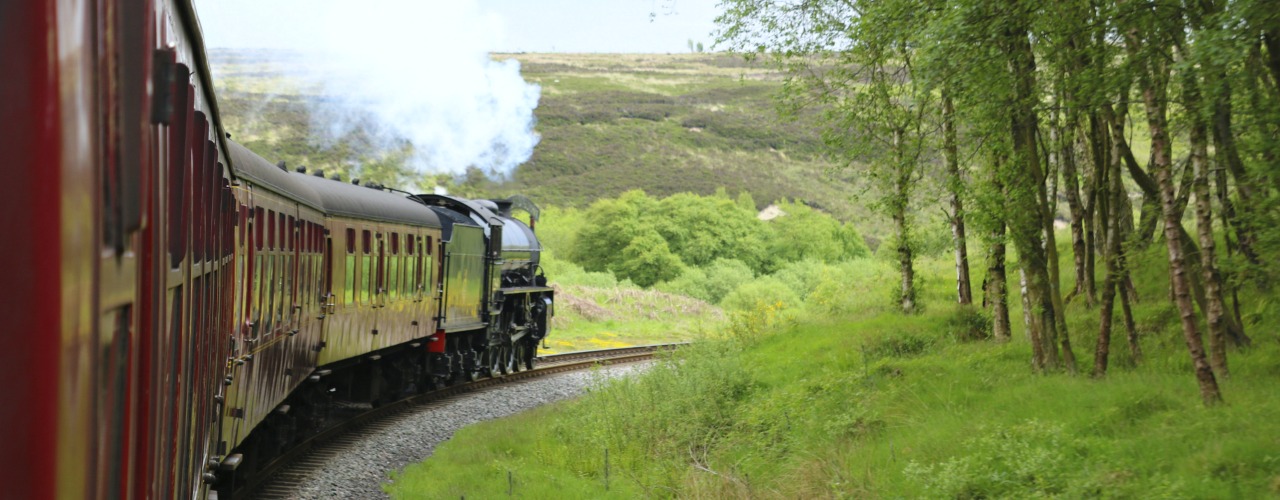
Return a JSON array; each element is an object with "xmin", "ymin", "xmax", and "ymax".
[{"xmin": 0, "ymin": 1, "xmax": 552, "ymax": 498}]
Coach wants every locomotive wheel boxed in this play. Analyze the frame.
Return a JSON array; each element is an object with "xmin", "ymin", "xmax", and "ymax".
[
  {"xmin": 522, "ymin": 341, "xmax": 536, "ymax": 371},
  {"xmin": 510, "ymin": 343, "xmax": 522, "ymax": 373},
  {"xmin": 493, "ymin": 344, "xmax": 514, "ymax": 375},
  {"xmin": 488, "ymin": 345, "xmax": 503, "ymax": 376}
]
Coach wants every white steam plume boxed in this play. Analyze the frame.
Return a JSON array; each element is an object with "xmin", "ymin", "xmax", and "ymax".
[{"xmin": 199, "ymin": 0, "xmax": 540, "ymax": 177}]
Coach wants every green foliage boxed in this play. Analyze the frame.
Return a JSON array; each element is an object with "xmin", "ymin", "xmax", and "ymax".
[
  {"xmin": 770, "ymin": 259, "xmax": 827, "ymax": 299},
  {"xmin": 946, "ymin": 305, "xmax": 993, "ymax": 342},
  {"xmin": 903, "ymin": 420, "xmax": 1078, "ymax": 498},
  {"xmin": 615, "ymin": 228, "xmax": 685, "ymax": 288},
  {"xmin": 653, "ymin": 192, "xmax": 771, "ymax": 270},
  {"xmin": 565, "ymin": 190, "xmax": 874, "ymax": 288},
  {"xmin": 767, "ymin": 199, "xmax": 870, "ymax": 266},
  {"xmin": 657, "ymin": 258, "xmax": 755, "ymax": 304},
  {"xmin": 571, "ymin": 191, "xmax": 650, "ymax": 274},
  {"xmin": 719, "ymin": 276, "xmax": 802, "ymax": 312}
]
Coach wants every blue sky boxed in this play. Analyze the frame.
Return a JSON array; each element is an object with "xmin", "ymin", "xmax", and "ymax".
[{"xmin": 196, "ymin": 0, "xmax": 723, "ymax": 53}]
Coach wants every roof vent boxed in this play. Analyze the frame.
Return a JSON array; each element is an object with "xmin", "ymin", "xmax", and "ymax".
[
  {"xmin": 313, "ymin": 169, "xmax": 325, "ymax": 177},
  {"xmin": 296, "ymin": 165, "xmax": 307, "ymax": 174},
  {"xmin": 330, "ymin": 173, "xmax": 341, "ymax": 181},
  {"xmin": 276, "ymin": 160, "xmax": 287, "ymax": 171},
  {"xmin": 351, "ymin": 178, "xmax": 361, "ymax": 186}
]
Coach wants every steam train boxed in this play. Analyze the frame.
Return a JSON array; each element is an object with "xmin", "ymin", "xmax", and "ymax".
[{"xmin": 0, "ymin": 0, "xmax": 552, "ymax": 498}]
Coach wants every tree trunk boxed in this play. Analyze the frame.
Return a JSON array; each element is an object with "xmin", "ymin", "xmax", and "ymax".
[
  {"xmin": 985, "ymin": 158, "xmax": 1012, "ymax": 341},
  {"xmin": 1082, "ymin": 113, "xmax": 1105, "ymax": 303},
  {"xmin": 1006, "ymin": 23, "xmax": 1059, "ymax": 371},
  {"xmin": 1184, "ymin": 71, "xmax": 1231, "ymax": 378},
  {"xmin": 1119, "ymin": 278, "xmax": 1141, "ymax": 365},
  {"xmin": 1041, "ymin": 129, "xmax": 1078, "ymax": 373},
  {"xmin": 1209, "ymin": 77, "xmax": 1261, "ymax": 266},
  {"xmin": 943, "ymin": 93, "xmax": 973, "ymax": 305},
  {"xmin": 1060, "ymin": 110, "xmax": 1090, "ymax": 306},
  {"xmin": 1126, "ymin": 26, "xmax": 1222, "ymax": 405},
  {"xmin": 1215, "ymin": 163, "xmax": 1247, "ymax": 336},
  {"xmin": 987, "ymin": 233, "xmax": 1011, "ymax": 342},
  {"xmin": 1094, "ymin": 110, "xmax": 1129, "ymax": 377},
  {"xmin": 1264, "ymin": 30, "xmax": 1280, "ymax": 96},
  {"xmin": 892, "ymin": 128, "xmax": 915, "ymax": 314}
]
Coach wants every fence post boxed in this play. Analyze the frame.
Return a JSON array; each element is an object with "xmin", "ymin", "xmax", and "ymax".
[{"xmin": 605, "ymin": 447, "xmax": 610, "ymax": 492}]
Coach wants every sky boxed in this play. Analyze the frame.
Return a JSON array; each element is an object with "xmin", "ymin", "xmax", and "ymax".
[{"xmin": 196, "ymin": 0, "xmax": 724, "ymax": 53}]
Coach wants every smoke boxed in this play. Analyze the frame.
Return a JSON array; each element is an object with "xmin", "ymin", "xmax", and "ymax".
[{"xmin": 198, "ymin": 0, "xmax": 540, "ymax": 177}]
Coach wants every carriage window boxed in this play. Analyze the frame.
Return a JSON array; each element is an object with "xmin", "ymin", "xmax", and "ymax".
[
  {"xmin": 254, "ymin": 208, "xmax": 265, "ymax": 251},
  {"xmin": 344, "ymin": 228, "xmax": 356, "ymax": 305},
  {"xmin": 404, "ymin": 235, "xmax": 415, "ymax": 296},
  {"xmin": 375, "ymin": 234, "xmax": 385, "ymax": 298},
  {"xmin": 278, "ymin": 213, "xmax": 286, "ymax": 251},
  {"xmin": 288, "ymin": 216, "xmax": 296, "ymax": 251},
  {"xmin": 325, "ymin": 237, "xmax": 333, "ymax": 297},
  {"xmin": 267, "ymin": 210, "xmax": 276, "ymax": 250},
  {"xmin": 427, "ymin": 236, "xmax": 437, "ymax": 294},
  {"xmin": 389, "ymin": 245, "xmax": 400, "ymax": 300},
  {"xmin": 299, "ymin": 223, "xmax": 310, "ymax": 307},
  {"xmin": 360, "ymin": 230, "xmax": 372, "ymax": 304},
  {"xmin": 263, "ymin": 238, "xmax": 275, "ymax": 333}
]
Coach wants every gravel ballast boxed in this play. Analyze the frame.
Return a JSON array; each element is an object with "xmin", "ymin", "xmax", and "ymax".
[{"xmin": 285, "ymin": 362, "xmax": 651, "ymax": 499}]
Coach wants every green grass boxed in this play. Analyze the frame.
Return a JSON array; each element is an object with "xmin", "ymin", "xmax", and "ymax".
[
  {"xmin": 541, "ymin": 284, "xmax": 721, "ymax": 353},
  {"xmin": 388, "ymin": 250, "xmax": 1280, "ymax": 498}
]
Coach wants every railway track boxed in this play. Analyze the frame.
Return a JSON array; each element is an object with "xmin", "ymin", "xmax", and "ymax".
[{"xmin": 232, "ymin": 343, "xmax": 683, "ymax": 499}]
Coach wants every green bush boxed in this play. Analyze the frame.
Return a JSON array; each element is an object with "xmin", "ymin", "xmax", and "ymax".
[
  {"xmin": 771, "ymin": 259, "xmax": 828, "ymax": 300},
  {"xmin": 655, "ymin": 266, "xmax": 712, "ymax": 302},
  {"xmin": 720, "ymin": 276, "xmax": 803, "ymax": 312},
  {"xmin": 806, "ymin": 259, "xmax": 898, "ymax": 315},
  {"xmin": 615, "ymin": 228, "xmax": 685, "ymax": 287},
  {"xmin": 703, "ymin": 259, "xmax": 756, "ymax": 304},
  {"xmin": 542, "ymin": 252, "xmax": 618, "ymax": 288},
  {"xmin": 946, "ymin": 305, "xmax": 993, "ymax": 342},
  {"xmin": 903, "ymin": 420, "xmax": 1080, "ymax": 498},
  {"xmin": 766, "ymin": 199, "xmax": 870, "ymax": 268}
]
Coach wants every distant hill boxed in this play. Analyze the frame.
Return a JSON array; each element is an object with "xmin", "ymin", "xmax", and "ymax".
[{"xmin": 209, "ymin": 50, "xmax": 886, "ymax": 233}]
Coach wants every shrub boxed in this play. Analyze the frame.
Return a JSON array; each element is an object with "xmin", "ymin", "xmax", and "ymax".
[
  {"xmin": 656, "ymin": 267, "xmax": 712, "ymax": 302},
  {"xmin": 946, "ymin": 305, "xmax": 992, "ymax": 342},
  {"xmin": 721, "ymin": 276, "xmax": 802, "ymax": 312},
  {"xmin": 903, "ymin": 420, "xmax": 1080, "ymax": 498},
  {"xmin": 703, "ymin": 259, "xmax": 756, "ymax": 303},
  {"xmin": 615, "ymin": 228, "xmax": 685, "ymax": 287},
  {"xmin": 766, "ymin": 200, "xmax": 870, "ymax": 267},
  {"xmin": 771, "ymin": 259, "xmax": 827, "ymax": 300}
]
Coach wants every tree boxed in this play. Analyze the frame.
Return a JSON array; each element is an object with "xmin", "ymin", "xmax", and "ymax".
[
  {"xmin": 716, "ymin": 0, "xmax": 933, "ymax": 313},
  {"xmin": 1119, "ymin": 0, "xmax": 1221, "ymax": 404},
  {"xmin": 616, "ymin": 229, "xmax": 686, "ymax": 287}
]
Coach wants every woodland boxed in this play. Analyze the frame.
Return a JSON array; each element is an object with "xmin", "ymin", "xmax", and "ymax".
[{"xmin": 715, "ymin": 0, "xmax": 1280, "ymax": 403}]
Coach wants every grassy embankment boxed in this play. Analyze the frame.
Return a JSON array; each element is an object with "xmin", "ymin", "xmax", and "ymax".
[{"xmin": 388, "ymin": 243, "xmax": 1280, "ymax": 498}]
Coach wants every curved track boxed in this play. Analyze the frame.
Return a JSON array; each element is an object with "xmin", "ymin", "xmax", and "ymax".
[{"xmin": 233, "ymin": 343, "xmax": 683, "ymax": 499}]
